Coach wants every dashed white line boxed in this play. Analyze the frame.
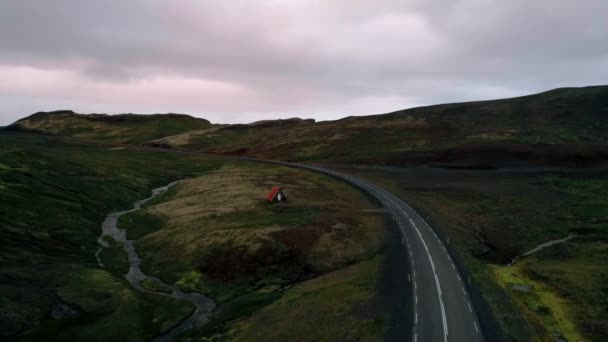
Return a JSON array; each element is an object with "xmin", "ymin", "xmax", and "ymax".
[
  {"xmin": 468, "ymin": 302, "xmax": 472, "ymax": 312},
  {"xmin": 408, "ymin": 217, "xmax": 448, "ymax": 341},
  {"xmin": 474, "ymin": 321, "xmax": 479, "ymax": 333}
]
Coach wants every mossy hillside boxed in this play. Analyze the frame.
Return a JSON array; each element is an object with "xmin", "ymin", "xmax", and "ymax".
[
  {"xmin": 194, "ymin": 257, "xmax": 383, "ymax": 341},
  {"xmin": 28, "ymin": 269, "xmax": 194, "ymax": 342},
  {"xmin": 151, "ymin": 86, "xmax": 608, "ymax": 164},
  {"xmin": 125, "ymin": 164, "xmax": 384, "ymax": 297},
  {"xmin": 341, "ymin": 167, "xmax": 608, "ymax": 341},
  {"xmin": 8, "ymin": 111, "xmax": 211, "ymax": 144},
  {"xmin": 0, "ymin": 133, "xmax": 222, "ymax": 340},
  {"xmin": 9, "ymin": 86, "xmax": 608, "ymax": 166},
  {"xmin": 117, "ymin": 162, "xmax": 387, "ymax": 340}
]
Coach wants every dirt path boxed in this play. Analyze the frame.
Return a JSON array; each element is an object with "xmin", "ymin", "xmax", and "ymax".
[{"xmin": 96, "ymin": 181, "xmax": 215, "ymax": 341}]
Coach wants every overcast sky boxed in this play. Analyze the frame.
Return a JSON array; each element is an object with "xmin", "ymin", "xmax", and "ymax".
[{"xmin": 1, "ymin": 0, "xmax": 607, "ymax": 125}]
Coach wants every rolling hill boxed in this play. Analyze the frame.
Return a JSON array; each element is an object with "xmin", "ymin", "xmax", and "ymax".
[
  {"xmin": 3, "ymin": 85, "xmax": 608, "ymax": 341},
  {"xmin": 5, "ymin": 110, "xmax": 212, "ymax": 144},
  {"xmin": 5, "ymin": 85, "xmax": 608, "ymax": 168}
]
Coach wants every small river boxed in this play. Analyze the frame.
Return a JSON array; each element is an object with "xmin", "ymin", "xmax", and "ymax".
[
  {"xmin": 96, "ymin": 181, "xmax": 215, "ymax": 341},
  {"xmin": 508, "ymin": 234, "xmax": 577, "ymax": 266}
]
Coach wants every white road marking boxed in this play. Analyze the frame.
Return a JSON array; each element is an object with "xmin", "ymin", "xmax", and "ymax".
[
  {"xmin": 462, "ymin": 287, "xmax": 466, "ymax": 295},
  {"xmin": 372, "ymin": 189, "xmax": 449, "ymax": 341},
  {"xmin": 415, "ymin": 294, "xmax": 418, "ymax": 304},
  {"xmin": 361, "ymin": 183, "xmax": 484, "ymax": 342},
  {"xmin": 415, "ymin": 312, "xmax": 418, "ymax": 324},
  {"xmin": 408, "ymin": 274, "xmax": 411, "ymax": 283},
  {"xmin": 468, "ymin": 302, "xmax": 472, "ymax": 312},
  {"xmin": 408, "ymin": 217, "xmax": 448, "ymax": 341}
]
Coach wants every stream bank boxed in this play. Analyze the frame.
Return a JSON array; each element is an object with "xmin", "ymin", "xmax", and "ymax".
[{"xmin": 96, "ymin": 180, "xmax": 215, "ymax": 341}]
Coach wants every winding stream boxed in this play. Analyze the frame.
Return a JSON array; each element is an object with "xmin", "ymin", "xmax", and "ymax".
[
  {"xmin": 508, "ymin": 234, "xmax": 577, "ymax": 266},
  {"xmin": 96, "ymin": 181, "xmax": 215, "ymax": 341}
]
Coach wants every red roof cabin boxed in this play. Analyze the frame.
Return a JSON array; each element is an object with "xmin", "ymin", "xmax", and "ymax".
[{"xmin": 266, "ymin": 186, "xmax": 287, "ymax": 202}]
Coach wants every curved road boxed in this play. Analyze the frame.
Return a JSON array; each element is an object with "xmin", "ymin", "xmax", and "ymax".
[
  {"xmin": 1, "ymin": 131, "xmax": 485, "ymax": 341},
  {"xmin": 213, "ymin": 155, "xmax": 485, "ymax": 342},
  {"xmin": 295, "ymin": 165, "xmax": 484, "ymax": 342}
]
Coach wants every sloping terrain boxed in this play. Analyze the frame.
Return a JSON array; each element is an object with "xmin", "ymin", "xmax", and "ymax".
[
  {"xmin": 154, "ymin": 86, "xmax": 608, "ymax": 167},
  {"xmin": 6, "ymin": 110, "xmax": 211, "ymax": 144},
  {"xmin": 340, "ymin": 166, "xmax": 608, "ymax": 341},
  {"xmin": 0, "ymin": 133, "xmax": 221, "ymax": 340},
  {"xmin": 118, "ymin": 163, "xmax": 388, "ymax": 340},
  {"xmin": 6, "ymin": 85, "xmax": 608, "ymax": 167},
  {"xmin": 0, "ymin": 133, "xmax": 391, "ymax": 341}
]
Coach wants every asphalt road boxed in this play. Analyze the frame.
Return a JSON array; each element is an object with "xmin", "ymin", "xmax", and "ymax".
[
  {"xmin": 295, "ymin": 164, "xmax": 485, "ymax": 342},
  {"xmin": 1, "ymin": 131, "xmax": 485, "ymax": 341}
]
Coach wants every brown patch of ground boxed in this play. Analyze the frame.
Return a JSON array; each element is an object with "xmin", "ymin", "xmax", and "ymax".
[{"xmin": 133, "ymin": 162, "xmax": 385, "ymax": 292}]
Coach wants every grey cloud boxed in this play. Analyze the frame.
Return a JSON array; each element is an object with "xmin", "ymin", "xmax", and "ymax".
[{"xmin": 0, "ymin": 0, "xmax": 607, "ymax": 125}]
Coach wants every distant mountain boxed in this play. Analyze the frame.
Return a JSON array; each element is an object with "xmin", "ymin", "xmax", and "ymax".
[
  {"xmin": 6, "ymin": 110, "xmax": 211, "ymax": 144},
  {"xmin": 6, "ymin": 85, "xmax": 608, "ymax": 167}
]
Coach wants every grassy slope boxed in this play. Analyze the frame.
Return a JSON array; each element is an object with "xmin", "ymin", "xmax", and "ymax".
[
  {"xmin": 339, "ymin": 167, "xmax": 608, "ymax": 341},
  {"xmin": 0, "ymin": 133, "xmax": 223, "ymax": 340},
  {"xmin": 117, "ymin": 162, "xmax": 387, "ymax": 340},
  {"xmin": 7, "ymin": 86, "xmax": 608, "ymax": 166},
  {"xmin": 151, "ymin": 85, "xmax": 608, "ymax": 164},
  {"xmin": 7, "ymin": 110, "xmax": 211, "ymax": 144},
  {"xmin": 1, "ymin": 133, "xmax": 390, "ymax": 341},
  {"xmin": 228, "ymin": 257, "xmax": 383, "ymax": 342}
]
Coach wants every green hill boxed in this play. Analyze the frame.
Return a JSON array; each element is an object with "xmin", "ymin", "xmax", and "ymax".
[
  {"xmin": 6, "ymin": 110, "xmax": 211, "ymax": 144},
  {"xmin": 6, "ymin": 85, "xmax": 608, "ymax": 167}
]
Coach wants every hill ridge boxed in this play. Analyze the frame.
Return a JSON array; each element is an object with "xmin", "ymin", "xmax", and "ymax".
[{"xmin": 5, "ymin": 85, "xmax": 608, "ymax": 167}]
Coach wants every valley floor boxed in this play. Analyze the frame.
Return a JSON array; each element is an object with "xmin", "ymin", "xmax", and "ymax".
[
  {"xmin": 0, "ymin": 134, "xmax": 393, "ymax": 341},
  {"xmin": 4, "ymin": 131, "xmax": 607, "ymax": 341}
]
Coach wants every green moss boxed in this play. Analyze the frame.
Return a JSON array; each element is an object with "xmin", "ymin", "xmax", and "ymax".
[
  {"xmin": 119, "ymin": 210, "xmax": 166, "ymax": 240},
  {"xmin": 30, "ymin": 270, "xmax": 194, "ymax": 341},
  {"xmin": 141, "ymin": 278, "xmax": 173, "ymax": 293},
  {"xmin": 345, "ymin": 167, "xmax": 608, "ymax": 341},
  {"xmin": 98, "ymin": 245, "xmax": 129, "ymax": 276},
  {"xmin": 216, "ymin": 258, "xmax": 383, "ymax": 341},
  {"xmin": 0, "ymin": 133, "xmax": 222, "ymax": 339}
]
